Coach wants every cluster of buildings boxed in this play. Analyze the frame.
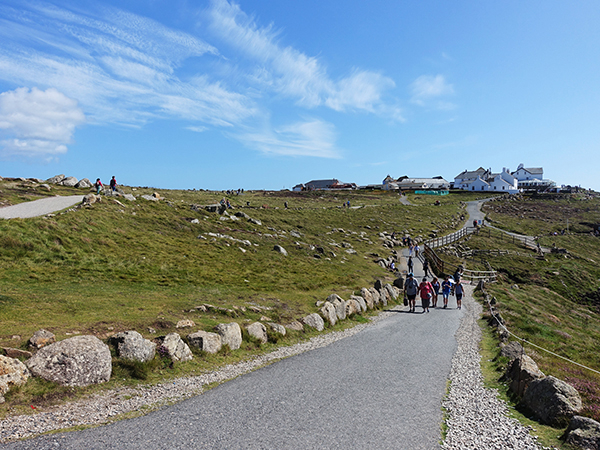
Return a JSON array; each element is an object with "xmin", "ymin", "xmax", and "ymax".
[{"xmin": 293, "ymin": 164, "xmax": 557, "ymax": 194}]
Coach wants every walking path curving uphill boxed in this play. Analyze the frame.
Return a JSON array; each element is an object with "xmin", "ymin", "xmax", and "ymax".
[{"xmin": 0, "ymin": 195, "xmax": 84, "ymax": 219}]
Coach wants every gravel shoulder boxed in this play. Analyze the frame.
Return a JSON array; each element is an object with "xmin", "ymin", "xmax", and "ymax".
[{"xmin": 0, "ymin": 195, "xmax": 84, "ymax": 219}]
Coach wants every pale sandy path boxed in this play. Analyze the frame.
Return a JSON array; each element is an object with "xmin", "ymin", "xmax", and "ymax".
[{"xmin": 0, "ymin": 195, "xmax": 84, "ymax": 219}]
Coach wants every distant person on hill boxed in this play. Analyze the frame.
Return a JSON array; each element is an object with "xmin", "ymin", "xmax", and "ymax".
[
  {"xmin": 407, "ymin": 256, "xmax": 414, "ymax": 274},
  {"xmin": 418, "ymin": 277, "xmax": 433, "ymax": 313},
  {"xmin": 431, "ymin": 277, "xmax": 440, "ymax": 308},
  {"xmin": 455, "ymin": 281, "xmax": 464, "ymax": 310},
  {"xmin": 94, "ymin": 178, "xmax": 103, "ymax": 195},
  {"xmin": 405, "ymin": 273, "xmax": 419, "ymax": 313},
  {"xmin": 110, "ymin": 176, "xmax": 117, "ymax": 192}
]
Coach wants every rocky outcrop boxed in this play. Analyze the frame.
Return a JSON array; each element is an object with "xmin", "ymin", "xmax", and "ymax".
[
  {"xmin": 565, "ymin": 416, "xmax": 600, "ymax": 450},
  {"xmin": 187, "ymin": 331, "xmax": 222, "ymax": 354},
  {"xmin": 46, "ymin": 174, "xmax": 65, "ymax": 184},
  {"xmin": 155, "ymin": 333, "xmax": 193, "ymax": 362},
  {"xmin": 522, "ymin": 376, "xmax": 582, "ymax": 427},
  {"xmin": 29, "ymin": 329, "xmax": 55, "ymax": 349},
  {"xmin": 246, "ymin": 322, "xmax": 268, "ymax": 344},
  {"xmin": 301, "ymin": 313, "xmax": 324, "ymax": 332},
  {"xmin": 319, "ymin": 302, "xmax": 337, "ymax": 326},
  {"xmin": 75, "ymin": 178, "xmax": 92, "ymax": 189},
  {"xmin": 109, "ymin": 331, "xmax": 156, "ymax": 363},
  {"xmin": 60, "ymin": 176, "xmax": 78, "ymax": 187},
  {"xmin": 215, "ymin": 323, "xmax": 242, "ymax": 351},
  {"xmin": 0, "ymin": 356, "xmax": 30, "ymax": 403},
  {"xmin": 506, "ymin": 354, "xmax": 544, "ymax": 398},
  {"xmin": 26, "ymin": 336, "xmax": 112, "ymax": 387}
]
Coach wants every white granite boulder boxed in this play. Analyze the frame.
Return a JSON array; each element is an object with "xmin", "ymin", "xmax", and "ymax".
[
  {"xmin": 26, "ymin": 336, "xmax": 112, "ymax": 387},
  {"xmin": 345, "ymin": 298, "xmax": 361, "ymax": 316},
  {"xmin": 0, "ymin": 355, "xmax": 30, "ymax": 403},
  {"xmin": 60, "ymin": 176, "xmax": 78, "ymax": 187},
  {"xmin": 327, "ymin": 294, "xmax": 346, "ymax": 321},
  {"xmin": 301, "ymin": 313, "xmax": 324, "ymax": 332},
  {"xmin": 319, "ymin": 301, "xmax": 337, "ymax": 326},
  {"xmin": 369, "ymin": 287, "xmax": 381, "ymax": 306},
  {"xmin": 215, "ymin": 323, "xmax": 242, "ymax": 351},
  {"xmin": 156, "ymin": 333, "xmax": 193, "ymax": 362},
  {"xmin": 360, "ymin": 288, "xmax": 374, "ymax": 309},
  {"xmin": 246, "ymin": 322, "xmax": 268, "ymax": 344},
  {"xmin": 75, "ymin": 178, "xmax": 92, "ymax": 189},
  {"xmin": 187, "ymin": 331, "xmax": 222, "ymax": 354},
  {"xmin": 46, "ymin": 174, "xmax": 65, "ymax": 184},
  {"xmin": 109, "ymin": 331, "xmax": 156, "ymax": 363},
  {"xmin": 350, "ymin": 295, "xmax": 367, "ymax": 312}
]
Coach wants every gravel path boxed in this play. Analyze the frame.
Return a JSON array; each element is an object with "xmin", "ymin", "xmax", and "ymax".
[
  {"xmin": 0, "ymin": 195, "xmax": 84, "ymax": 219},
  {"xmin": 442, "ymin": 286, "xmax": 546, "ymax": 450}
]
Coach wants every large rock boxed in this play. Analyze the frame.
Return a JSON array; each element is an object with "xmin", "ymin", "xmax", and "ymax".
[
  {"xmin": 565, "ymin": 416, "xmax": 600, "ymax": 450},
  {"xmin": 345, "ymin": 298, "xmax": 361, "ymax": 316},
  {"xmin": 360, "ymin": 288, "xmax": 374, "ymax": 309},
  {"xmin": 377, "ymin": 288, "xmax": 389, "ymax": 306},
  {"xmin": 301, "ymin": 313, "xmax": 324, "ymax": 331},
  {"xmin": 60, "ymin": 176, "xmax": 78, "ymax": 187},
  {"xmin": 350, "ymin": 295, "xmax": 367, "ymax": 313},
  {"xmin": 187, "ymin": 331, "xmax": 222, "ymax": 354},
  {"xmin": 26, "ymin": 336, "xmax": 111, "ymax": 387},
  {"xmin": 522, "ymin": 376, "xmax": 582, "ymax": 427},
  {"xmin": 0, "ymin": 355, "xmax": 30, "ymax": 403},
  {"xmin": 215, "ymin": 323, "xmax": 242, "ymax": 350},
  {"xmin": 384, "ymin": 283, "xmax": 399, "ymax": 300},
  {"xmin": 266, "ymin": 323, "xmax": 286, "ymax": 336},
  {"xmin": 319, "ymin": 302, "xmax": 337, "ymax": 326},
  {"xmin": 246, "ymin": 322, "xmax": 268, "ymax": 344},
  {"xmin": 82, "ymin": 194, "xmax": 100, "ymax": 206},
  {"xmin": 109, "ymin": 331, "xmax": 156, "ymax": 363},
  {"xmin": 273, "ymin": 245, "xmax": 288, "ymax": 256},
  {"xmin": 500, "ymin": 341, "xmax": 525, "ymax": 362},
  {"xmin": 369, "ymin": 287, "xmax": 381, "ymax": 306},
  {"xmin": 75, "ymin": 178, "xmax": 92, "ymax": 189},
  {"xmin": 393, "ymin": 276, "xmax": 404, "ymax": 290},
  {"xmin": 506, "ymin": 354, "xmax": 544, "ymax": 398},
  {"xmin": 46, "ymin": 174, "xmax": 65, "ymax": 184},
  {"xmin": 327, "ymin": 294, "xmax": 346, "ymax": 321},
  {"xmin": 156, "ymin": 333, "xmax": 193, "ymax": 362},
  {"xmin": 29, "ymin": 329, "xmax": 55, "ymax": 349}
]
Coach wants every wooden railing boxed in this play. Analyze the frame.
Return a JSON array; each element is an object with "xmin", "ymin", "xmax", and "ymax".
[{"xmin": 425, "ymin": 226, "xmax": 479, "ymax": 249}]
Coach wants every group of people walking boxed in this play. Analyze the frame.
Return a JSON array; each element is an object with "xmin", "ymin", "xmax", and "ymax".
[
  {"xmin": 94, "ymin": 176, "xmax": 117, "ymax": 195},
  {"xmin": 403, "ymin": 265, "xmax": 464, "ymax": 313}
]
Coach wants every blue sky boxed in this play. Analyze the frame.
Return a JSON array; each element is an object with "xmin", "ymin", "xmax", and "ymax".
[{"xmin": 0, "ymin": 0, "xmax": 599, "ymax": 191}]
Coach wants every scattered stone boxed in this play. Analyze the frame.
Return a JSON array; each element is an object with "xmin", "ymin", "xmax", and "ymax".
[
  {"xmin": 285, "ymin": 321, "xmax": 304, "ymax": 332},
  {"xmin": 109, "ymin": 331, "xmax": 156, "ymax": 363},
  {"xmin": 1, "ymin": 348, "xmax": 33, "ymax": 359},
  {"xmin": 141, "ymin": 195, "xmax": 159, "ymax": 202},
  {"xmin": 28, "ymin": 329, "xmax": 55, "ymax": 349},
  {"xmin": 246, "ymin": 322, "xmax": 268, "ymax": 344},
  {"xmin": 266, "ymin": 323, "xmax": 286, "ymax": 336},
  {"xmin": 39, "ymin": 183, "xmax": 52, "ymax": 191},
  {"xmin": 176, "ymin": 319, "xmax": 195, "ymax": 329},
  {"xmin": 215, "ymin": 323, "xmax": 242, "ymax": 350},
  {"xmin": 319, "ymin": 301, "xmax": 337, "ymax": 326},
  {"xmin": 122, "ymin": 194, "xmax": 136, "ymax": 201},
  {"xmin": 156, "ymin": 333, "xmax": 193, "ymax": 362},
  {"xmin": 565, "ymin": 415, "xmax": 600, "ymax": 450},
  {"xmin": 522, "ymin": 375, "xmax": 582, "ymax": 427},
  {"xmin": 273, "ymin": 245, "xmax": 288, "ymax": 256},
  {"xmin": 0, "ymin": 355, "xmax": 30, "ymax": 403},
  {"xmin": 301, "ymin": 313, "xmax": 325, "ymax": 331},
  {"xmin": 249, "ymin": 218, "xmax": 262, "ymax": 226},
  {"xmin": 187, "ymin": 331, "xmax": 222, "ymax": 354},
  {"xmin": 26, "ymin": 336, "xmax": 112, "ymax": 387}
]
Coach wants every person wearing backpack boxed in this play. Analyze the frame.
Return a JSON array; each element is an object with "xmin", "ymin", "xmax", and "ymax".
[
  {"xmin": 418, "ymin": 277, "xmax": 433, "ymax": 313},
  {"xmin": 404, "ymin": 273, "xmax": 419, "ymax": 313},
  {"xmin": 455, "ymin": 281, "xmax": 464, "ymax": 310}
]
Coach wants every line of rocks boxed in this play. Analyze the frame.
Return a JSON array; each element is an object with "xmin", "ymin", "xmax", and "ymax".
[{"xmin": 0, "ymin": 307, "xmax": 401, "ymax": 443}]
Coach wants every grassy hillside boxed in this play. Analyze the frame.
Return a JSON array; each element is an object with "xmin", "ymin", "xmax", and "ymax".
[
  {"xmin": 0, "ymin": 178, "xmax": 488, "ymax": 414},
  {"xmin": 473, "ymin": 194, "xmax": 600, "ymax": 423}
]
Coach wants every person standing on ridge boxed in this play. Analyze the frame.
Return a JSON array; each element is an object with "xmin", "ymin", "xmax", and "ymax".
[{"xmin": 110, "ymin": 176, "xmax": 117, "ymax": 192}]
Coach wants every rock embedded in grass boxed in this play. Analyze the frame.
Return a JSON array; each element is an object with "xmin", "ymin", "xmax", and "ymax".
[
  {"xmin": 109, "ymin": 331, "xmax": 156, "ymax": 363},
  {"xmin": 28, "ymin": 329, "xmax": 56, "ymax": 349},
  {"xmin": 246, "ymin": 322, "xmax": 268, "ymax": 344},
  {"xmin": 187, "ymin": 331, "xmax": 222, "ymax": 354},
  {"xmin": 0, "ymin": 355, "xmax": 30, "ymax": 403},
  {"xmin": 155, "ymin": 333, "xmax": 193, "ymax": 362},
  {"xmin": 215, "ymin": 323, "xmax": 242, "ymax": 350}
]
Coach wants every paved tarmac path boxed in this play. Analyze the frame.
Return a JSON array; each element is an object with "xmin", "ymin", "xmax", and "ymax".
[{"xmin": 0, "ymin": 195, "xmax": 84, "ymax": 219}]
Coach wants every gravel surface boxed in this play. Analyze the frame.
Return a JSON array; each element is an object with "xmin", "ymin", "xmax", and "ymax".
[{"xmin": 442, "ymin": 286, "xmax": 546, "ymax": 450}]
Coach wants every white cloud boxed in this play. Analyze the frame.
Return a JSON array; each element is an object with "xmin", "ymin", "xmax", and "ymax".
[
  {"xmin": 238, "ymin": 118, "xmax": 340, "ymax": 158},
  {"xmin": 0, "ymin": 87, "xmax": 85, "ymax": 159},
  {"xmin": 410, "ymin": 74, "xmax": 454, "ymax": 107},
  {"xmin": 208, "ymin": 0, "xmax": 400, "ymax": 118}
]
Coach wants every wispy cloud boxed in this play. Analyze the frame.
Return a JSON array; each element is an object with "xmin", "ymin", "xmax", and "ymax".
[
  {"xmin": 208, "ymin": 0, "xmax": 401, "ymax": 119},
  {"xmin": 410, "ymin": 74, "xmax": 455, "ymax": 109},
  {"xmin": 0, "ymin": 87, "xmax": 85, "ymax": 160},
  {"xmin": 238, "ymin": 118, "xmax": 340, "ymax": 158}
]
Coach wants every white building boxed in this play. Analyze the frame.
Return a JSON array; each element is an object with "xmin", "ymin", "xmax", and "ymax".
[
  {"xmin": 511, "ymin": 163, "xmax": 555, "ymax": 190},
  {"xmin": 454, "ymin": 167, "xmax": 519, "ymax": 193}
]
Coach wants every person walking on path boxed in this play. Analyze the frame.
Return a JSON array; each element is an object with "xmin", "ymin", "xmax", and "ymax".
[
  {"xmin": 407, "ymin": 256, "xmax": 414, "ymax": 274},
  {"xmin": 415, "ymin": 244, "xmax": 421, "ymax": 258},
  {"xmin": 418, "ymin": 277, "xmax": 433, "ymax": 313},
  {"xmin": 408, "ymin": 243, "xmax": 414, "ymax": 257},
  {"xmin": 431, "ymin": 277, "xmax": 440, "ymax": 308},
  {"xmin": 94, "ymin": 178, "xmax": 103, "ymax": 195},
  {"xmin": 454, "ymin": 281, "xmax": 464, "ymax": 310},
  {"xmin": 404, "ymin": 273, "xmax": 419, "ymax": 313},
  {"xmin": 441, "ymin": 275, "xmax": 453, "ymax": 309},
  {"xmin": 422, "ymin": 258, "xmax": 430, "ymax": 277},
  {"xmin": 110, "ymin": 176, "xmax": 117, "ymax": 192}
]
